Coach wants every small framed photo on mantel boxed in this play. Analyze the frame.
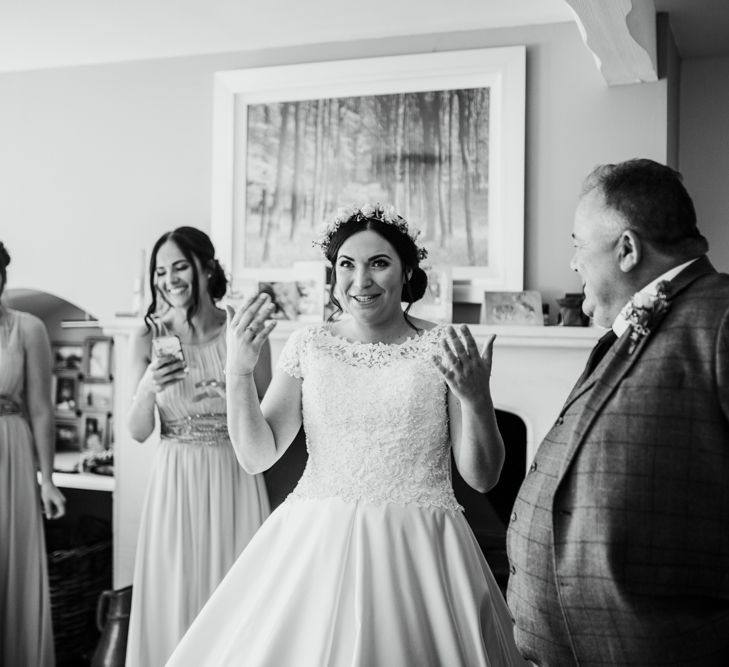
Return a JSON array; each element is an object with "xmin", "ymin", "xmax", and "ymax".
[
  {"xmin": 52, "ymin": 343, "xmax": 84, "ymax": 372},
  {"xmin": 408, "ymin": 265, "xmax": 453, "ymax": 324},
  {"xmin": 232, "ymin": 263, "xmax": 327, "ymax": 323},
  {"xmin": 480, "ymin": 290, "xmax": 543, "ymax": 326},
  {"xmin": 84, "ymin": 337, "xmax": 113, "ymax": 381}
]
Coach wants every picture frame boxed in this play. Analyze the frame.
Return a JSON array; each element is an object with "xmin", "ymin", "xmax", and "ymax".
[
  {"xmin": 80, "ymin": 411, "xmax": 110, "ymax": 452},
  {"xmin": 52, "ymin": 343, "xmax": 84, "ymax": 372},
  {"xmin": 84, "ymin": 337, "xmax": 113, "ymax": 381},
  {"xmin": 408, "ymin": 265, "xmax": 453, "ymax": 324},
  {"xmin": 480, "ymin": 290, "xmax": 544, "ymax": 326},
  {"xmin": 55, "ymin": 419, "xmax": 82, "ymax": 452},
  {"xmin": 233, "ymin": 264, "xmax": 327, "ymax": 322},
  {"xmin": 79, "ymin": 381, "xmax": 113, "ymax": 411},
  {"xmin": 211, "ymin": 47, "xmax": 526, "ymax": 300},
  {"xmin": 52, "ymin": 374, "xmax": 78, "ymax": 415}
]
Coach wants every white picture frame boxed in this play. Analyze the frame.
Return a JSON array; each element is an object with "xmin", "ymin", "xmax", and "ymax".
[
  {"xmin": 79, "ymin": 381, "xmax": 114, "ymax": 411},
  {"xmin": 408, "ymin": 265, "xmax": 454, "ymax": 324},
  {"xmin": 232, "ymin": 263, "xmax": 326, "ymax": 323},
  {"xmin": 211, "ymin": 47, "xmax": 526, "ymax": 301},
  {"xmin": 480, "ymin": 290, "xmax": 544, "ymax": 326}
]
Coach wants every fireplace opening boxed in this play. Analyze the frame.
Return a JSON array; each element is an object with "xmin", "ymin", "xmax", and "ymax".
[{"xmin": 451, "ymin": 409, "xmax": 527, "ymax": 595}]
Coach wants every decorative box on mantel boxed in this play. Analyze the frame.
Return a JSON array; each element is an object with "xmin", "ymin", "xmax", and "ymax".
[{"xmin": 101, "ymin": 316, "xmax": 601, "ymax": 587}]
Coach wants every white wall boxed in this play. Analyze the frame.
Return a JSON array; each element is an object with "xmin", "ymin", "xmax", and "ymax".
[
  {"xmin": 0, "ymin": 22, "xmax": 669, "ymax": 323},
  {"xmin": 679, "ymin": 56, "xmax": 729, "ymax": 273}
]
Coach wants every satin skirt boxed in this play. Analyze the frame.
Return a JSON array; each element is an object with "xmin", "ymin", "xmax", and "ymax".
[{"xmin": 166, "ymin": 496, "xmax": 526, "ymax": 667}]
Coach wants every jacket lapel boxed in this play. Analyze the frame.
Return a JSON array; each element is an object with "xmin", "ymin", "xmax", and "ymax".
[{"xmin": 556, "ymin": 256, "xmax": 717, "ymax": 478}]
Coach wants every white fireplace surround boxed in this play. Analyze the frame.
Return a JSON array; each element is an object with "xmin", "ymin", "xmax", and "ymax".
[{"xmin": 103, "ymin": 318, "xmax": 601, "ymax": 587}]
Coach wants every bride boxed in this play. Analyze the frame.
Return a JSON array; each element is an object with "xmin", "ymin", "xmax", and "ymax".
[{"xmin": 166, "ymin": 204, "xmax": 527, "ymax": 666}]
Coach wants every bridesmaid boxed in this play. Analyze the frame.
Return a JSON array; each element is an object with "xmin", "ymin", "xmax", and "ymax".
[
  {"xmin": 0, "ymin": 241, "xmax": 66, "ymax": 667},
  {"xmin": 125, "ymin": 227, "xmax": 271, "ymax": 667}
]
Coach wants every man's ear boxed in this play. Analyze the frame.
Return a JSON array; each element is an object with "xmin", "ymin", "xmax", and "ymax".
[{"xmin": 617, "ymin": 229, "xmax": 641, "ymax": 272}]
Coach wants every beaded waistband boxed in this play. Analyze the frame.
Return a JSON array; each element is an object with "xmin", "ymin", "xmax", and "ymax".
[
  {"xmin": 160, "ymin": 413, "xmax": 230, "ymax": 445},
  {"xmin": 0, "ymin": 395, "xmax": 21, "ymax": 417}
]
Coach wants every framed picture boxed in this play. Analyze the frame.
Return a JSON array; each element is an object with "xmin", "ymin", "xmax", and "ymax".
[
  {"xmin": 84, "ymin": 337, "xmax": 113, "ymax": 381},
  {"xmin": 52, "ymin": 343, "xmax": 84, "ymax": 372},
  {"xmin": 234, "ymin": 264, "xmax": 327, "ymax": 322},
  {"xmin": 480, "ymin": 290, "xmax": 544, "ymax": 326},
  {"xmin": 408, "ymin": 265, "xmax": 453, "ymax": 324},
  {"xmin": 52, "ymin": 374, "xmax": 78, "ymax": 415},
  {"xmin": 55, "ymin": 419, "xmax": 81, "ymax": 451},
  {"xmin": 79, "ymin": 381, "xmax": 113, "ymax": 411},
  {"xmin": 80, "ymin": 412, "xmax": 110, "ymax": 452},
  {"xmin": 211, "ymin": 47, "xmax": 526, "ymax": 299}
]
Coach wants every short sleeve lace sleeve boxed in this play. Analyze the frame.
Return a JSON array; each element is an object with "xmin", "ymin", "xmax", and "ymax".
[{"xmin": 276, "ymin": 326, "xmax": 315, "ymax": 379}]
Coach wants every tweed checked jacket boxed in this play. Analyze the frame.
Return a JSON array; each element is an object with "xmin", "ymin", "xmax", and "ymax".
[{"xmin": 506, "ymin": 256, "xmax": 729, "ymax": 666}]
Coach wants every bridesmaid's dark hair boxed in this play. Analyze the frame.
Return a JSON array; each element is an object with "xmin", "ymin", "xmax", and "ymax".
[
  {"xmin": 325, "ymin": 218, "xmax": 428, "ymax": 332},
  {"xmin": 0, "ymin": 242, "xmax": 10, "ymax": 296},
  {"xmin": 144, "ymin": 227, "xmax": 227, "ymax": 333}
]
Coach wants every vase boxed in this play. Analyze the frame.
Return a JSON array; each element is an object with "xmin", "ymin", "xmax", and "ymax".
[{"xmin": 90, "ymin": 585, "xmax": 132, "ymax": 667}]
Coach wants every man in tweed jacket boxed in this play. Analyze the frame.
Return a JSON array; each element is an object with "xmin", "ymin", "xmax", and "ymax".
[{"xmin": 506, "ymin": 158, "xmax": 729, "ymax": 666}]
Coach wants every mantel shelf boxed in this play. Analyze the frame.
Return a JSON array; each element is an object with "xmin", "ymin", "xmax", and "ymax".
[{"xmin": 102, "ymin": 316, "xmax": 602, "ymax": 349}]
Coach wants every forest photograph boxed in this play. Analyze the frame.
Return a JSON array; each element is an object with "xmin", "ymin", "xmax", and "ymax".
[{"xmin": 239, "ymin": 86, "xmax": 491, "ymax": 269}]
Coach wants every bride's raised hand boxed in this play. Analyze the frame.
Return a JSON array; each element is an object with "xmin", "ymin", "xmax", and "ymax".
[
  {"xmin": 226, "ymin": 293, "xmax": 277, "ymax": 376},
  {"xmin": 433, "ymin": 325, "xmax": 495, "ymax": 406}
]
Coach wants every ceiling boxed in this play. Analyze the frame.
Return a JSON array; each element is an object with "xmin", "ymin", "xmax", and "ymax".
[{"xmin": 0, "ymin": 0, "xmax": 726, "ymax": 74}]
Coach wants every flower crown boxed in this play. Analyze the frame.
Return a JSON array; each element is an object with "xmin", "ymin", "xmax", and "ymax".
[{"xmin": 312, "ymin": 203, "xmax": 428, "ymax": 262}]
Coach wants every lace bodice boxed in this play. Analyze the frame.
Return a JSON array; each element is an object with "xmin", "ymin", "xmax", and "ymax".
[{"xmin": 278, "ymin": 325, "xmax": 462, "ymax": 512}]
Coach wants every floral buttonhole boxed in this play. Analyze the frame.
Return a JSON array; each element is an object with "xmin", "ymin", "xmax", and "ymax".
[{"xmin": 623, "ymin": 280, "xmax": 672, "ymax": 354}]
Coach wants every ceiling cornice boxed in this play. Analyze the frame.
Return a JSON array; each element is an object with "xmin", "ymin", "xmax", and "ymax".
[{"xmin": 565, "ymin": 0, "xmax": 658, "ymax": 85}]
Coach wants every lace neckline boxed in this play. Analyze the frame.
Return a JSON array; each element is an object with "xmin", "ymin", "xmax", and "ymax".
[{"xmin": 320, "ymin": 323, "xmax": 441, "ymax": 349}]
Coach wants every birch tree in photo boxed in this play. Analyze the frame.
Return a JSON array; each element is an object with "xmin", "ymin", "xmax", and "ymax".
[
  {"xmin": 311, "ymin": 100, "xmax": 323, "ymax": 227},
  {"xmin": 417, "ymin": 92, "xmax": 438, "ymax": 242},
  {"xmin": 264, "ymin": 102, "xmax": 290, "ymax": 262},
  {"xmin": 434, "ymin": 91, "xmax": 448, "ymax": 247},
  {"xmin": 456, "ymin": 89, "xmax": 475, "ymax": 265},
  {"xmin": 390, "ymin": 94, "xmax": 403, "ymax": 211},
  {"xmin": 290, "ymin": 101, "xmax": 304, "ymax": 239},
  {"xmin": 447, "ymin": 90, "xmax": 455, "ymax": 236}
]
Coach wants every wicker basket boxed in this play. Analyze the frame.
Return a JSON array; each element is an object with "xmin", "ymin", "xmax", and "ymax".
[{"xmin": 46, "ymin": 517, "xmax": 112, "ymax": 665}]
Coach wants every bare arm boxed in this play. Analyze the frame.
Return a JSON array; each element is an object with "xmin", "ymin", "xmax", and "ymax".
[
  {"xmin": 23, "ymin": 314, "xmax": 66, "ymax": 518},
  {"xmin": 435, "ymin": 326, "xmax": 505, "ymax": 493},
  {"xmin": 226, "ymin": 369, "xmax": 303, "ymax": 474},
  {"xmin": 225, "ymin": 295, "xmax": 303, "ymax": 474},
  {"xmin": 253, "ymin": 337, "xmax": 272, "ymax": 400}
]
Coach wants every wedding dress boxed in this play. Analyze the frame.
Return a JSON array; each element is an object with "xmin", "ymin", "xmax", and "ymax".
[{"xmin": 166, "ymin": 325, "xmax": 525, "ymax": 666}]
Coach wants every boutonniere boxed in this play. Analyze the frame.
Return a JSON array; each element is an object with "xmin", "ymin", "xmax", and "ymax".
[{"xmin": 623, "ymin": 280, "xmax": 672, "ymax": 353}]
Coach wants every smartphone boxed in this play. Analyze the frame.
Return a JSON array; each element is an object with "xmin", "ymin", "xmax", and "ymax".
[{"xmin": 152, "ymin": 335, "xmax": 186, "ymax": 366}]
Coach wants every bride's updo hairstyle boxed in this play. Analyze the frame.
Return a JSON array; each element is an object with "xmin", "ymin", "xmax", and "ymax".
[
  {"xmin": 314, "ymin": 204, "xmax": 428, "ymax": 328},
  {"xmin": 0, "ymin": 242, "xmax": 10, "ymax": 294},
  {"xmin": 144, "ymin": 226, "xmax": 228, "ymax": 332}
]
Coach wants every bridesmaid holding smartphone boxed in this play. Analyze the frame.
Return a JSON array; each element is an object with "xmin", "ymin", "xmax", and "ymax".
[{"xmin": 125, "ymin": 227, "xmax": 272, "ymax": 667}]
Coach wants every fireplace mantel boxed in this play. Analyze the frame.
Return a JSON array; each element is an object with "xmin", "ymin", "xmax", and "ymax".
[{"xmin": 103, "ymin": 316, "xmax": 601, "ymax": 586}]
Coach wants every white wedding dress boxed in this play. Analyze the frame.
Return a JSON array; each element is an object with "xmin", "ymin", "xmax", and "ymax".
[{"xmin": 166, "ymin": 325, "xmax": 526, "ymax": 667}]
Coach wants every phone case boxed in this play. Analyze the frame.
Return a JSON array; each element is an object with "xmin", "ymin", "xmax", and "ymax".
[{"xmin": 152, "ymin": 335, "xmax": 186, "ymax": 364}]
